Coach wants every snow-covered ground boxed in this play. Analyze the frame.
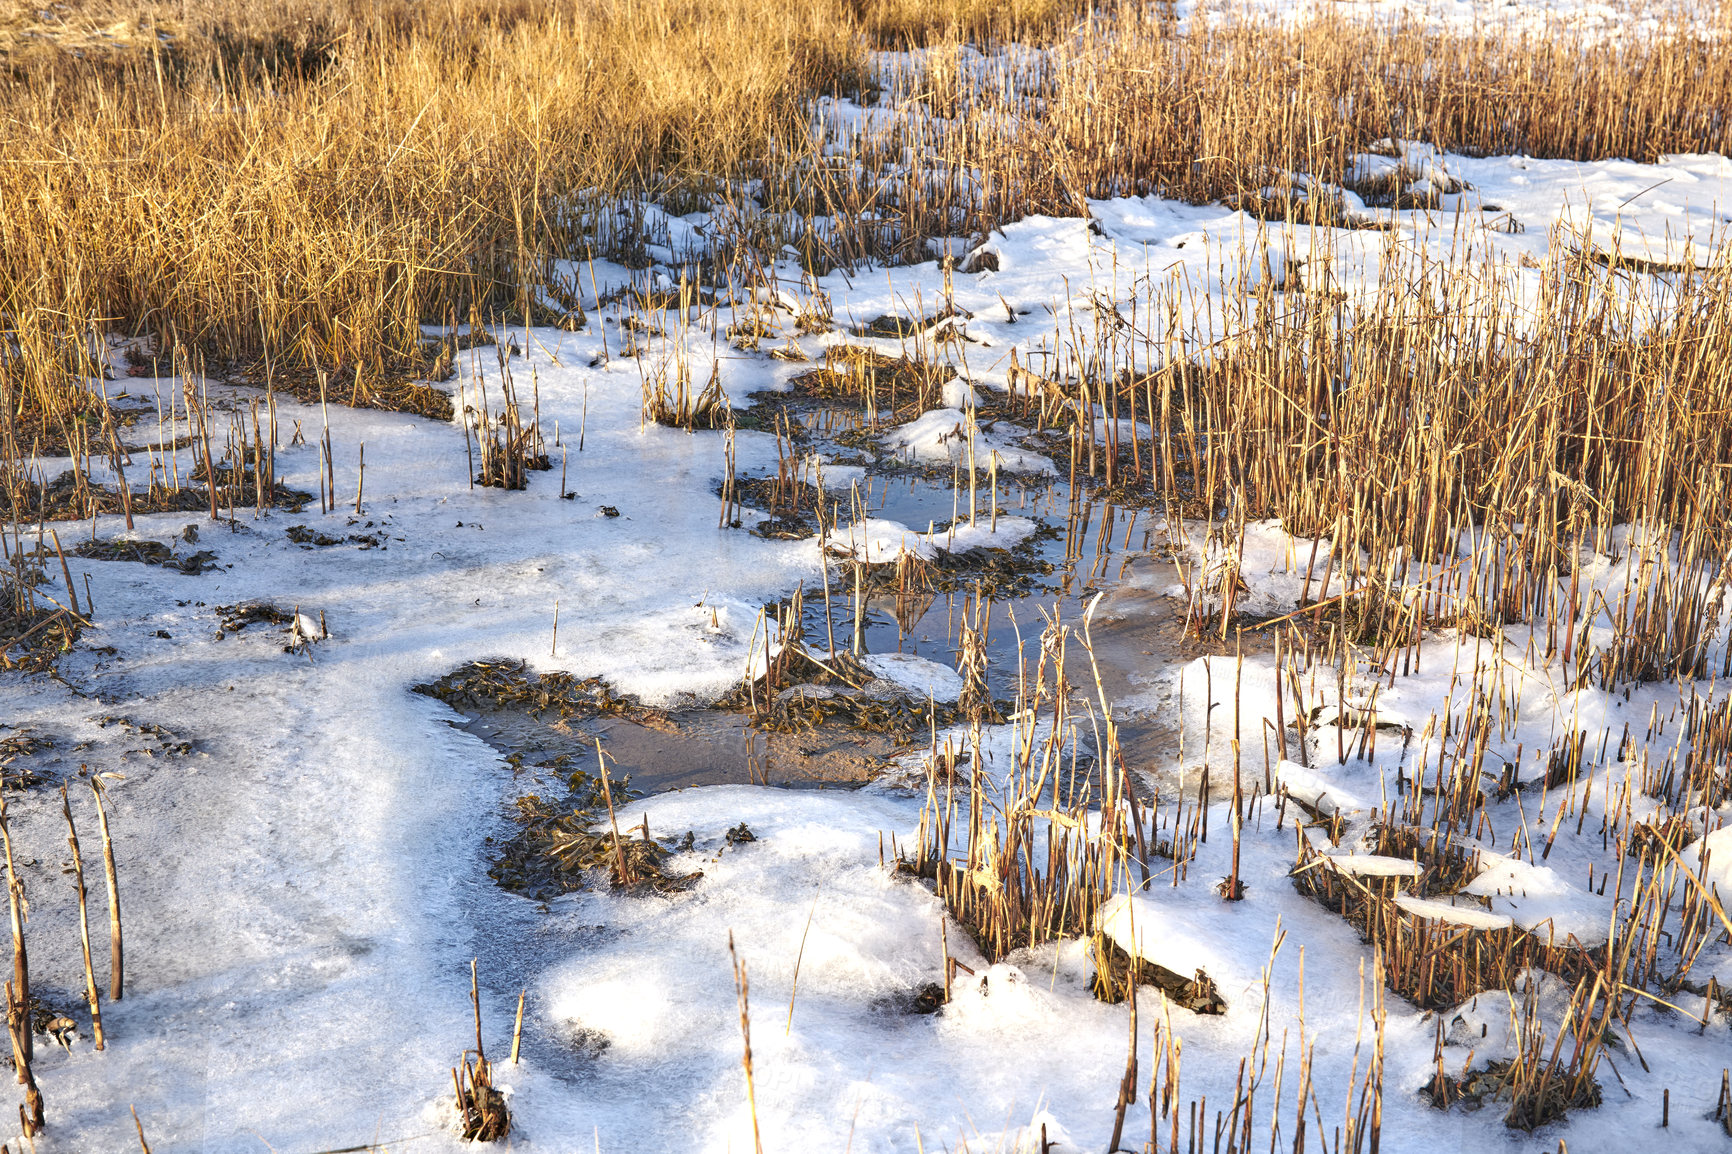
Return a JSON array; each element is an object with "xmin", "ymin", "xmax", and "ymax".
[{"xmin": 5, "ymin": 11, "xmax": 1732, "ymax": 1153}]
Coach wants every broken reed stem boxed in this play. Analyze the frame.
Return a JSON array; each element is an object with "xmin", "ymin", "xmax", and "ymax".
[
  {"xmin": 1109, "ymin": 982, "xmax": 1138, "ymax": 1153},
  {"xmin": 510, "ymin": 988, "xmax": 526, "ymax": 1065},
  {"xmin": 728, "ymin": 931, "xmax": 764, "ymax": 1154},
  {"xmin": 131, "ymin": 1105, "xmax": 152, "ymax": 1154},
  {"xmin": 470, "ymin": 957, "xmax": 485, "ymax": 1065},
  {"xmin": 61, "ymin": 784, "xmax": 103, "ymax": 1050},
  {"xmin": 91, "ymin": 781, "xmax": 123, "ymax": 1001},
  {"xmin": 0, "ymin": 798, "xmax": 30, "ymax": 1069},
  {"xmin": 786, "ymin": 889, "xmax": 820, "ymax": 1035},
  {"xmin": 6, "ymin": 981, "xmax": 42, "ymax": 1139},
  {"xmin": 595, "ymin": 739, "xmax": 629, "ymax": 885},
  {"xmin": 47, "ymin": 529, "xmax": 79, "ymax": 619}
]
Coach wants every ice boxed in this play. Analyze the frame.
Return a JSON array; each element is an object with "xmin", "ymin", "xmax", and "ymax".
[
  {"xmin": 1324, "ymin": 855, "xmax": 1424, "ymax": 879},
  {"xmin": 1394, "ymin": 896, "xmax": 1516, "ymax": 931}
]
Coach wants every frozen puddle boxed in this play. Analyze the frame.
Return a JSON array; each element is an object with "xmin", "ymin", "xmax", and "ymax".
[
  {"xmin": 451, "ymin": 698, "xmax": 900, "ymax": 792},
  {"xmin": 430, "ymin": 466, "xmax": 1211, "ymax": 816}
]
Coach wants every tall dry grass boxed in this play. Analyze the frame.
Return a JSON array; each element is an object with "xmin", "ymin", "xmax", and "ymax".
[
  {"xmin": 4, "ymin": 0, "xmax": 1732, "ymax": 422},
  {"xmin": 0, "ymin": 0, "xmax": 873, "ymax": 418}
]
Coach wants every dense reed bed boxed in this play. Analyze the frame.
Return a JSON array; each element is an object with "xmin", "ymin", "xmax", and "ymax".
[{"xmin": 6, "ymin": 0, "xmax": 1732, "ymax": 422}]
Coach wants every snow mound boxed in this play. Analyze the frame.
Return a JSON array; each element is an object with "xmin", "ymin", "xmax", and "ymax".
[
  {"xmin": 1462, "ymin": 853, "xmax": 1610, "ymax": 945},
  {"xmin": 936, "ymin": 515, "xmax": 1037, "ymax": 552},
  {"xmin": 1095, "ymin": 893, "xmax": 1220, "ymax": 978},
  {"xmin": 829, "ymin": 517, "xmax": 937, "ymax": 562},
  {"xmin": 1323, "ymin": 854, "xmax": 1422, "ymax": 879},
  {"xmin": 1679, "ymin": 826, "xmax": 1732, "ymax": 901},
  {"xmin": 881, "ymin": 408, "xmax": 1055, "ymax": 474},
  {"xmin": 860, "ymin": 652, "xmax": 965, "ymax": 702}
]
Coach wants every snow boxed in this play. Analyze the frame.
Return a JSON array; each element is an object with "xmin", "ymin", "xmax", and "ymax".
[
  {"xmin": 1274, "ymin": 759, "xmax": 1366, "ymax": 818},
  {"xmin": 1095, "ymin": 893, "xmax": 1223, "ymax": 978},
  {"xmin": 7, "ymin": 20, "xmax": 1732, "ymax": 1154},
  {"xmin": 879, "ymin": 408, "xmax": 1055, "ymax": 476},
  {"xmin": 1679, "ymin": 826, "xmax": 1732, "ymax": 902},
  {"xmin": 827, "ymin": 516, "xmax": 937, "ymax": 563},
  {"xmin": 860, "ymin": 653, "xmax": 966, "ymax": 702},
  {"xmin": 1461, "ymin": 854, "xmax": 1613, "ymax": 945},
  {"xmin": 935, "ymin": 515, "xmax": 1037, "ymax": 553}
]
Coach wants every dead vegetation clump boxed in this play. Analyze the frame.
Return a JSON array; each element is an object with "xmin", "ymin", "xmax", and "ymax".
[
  {"xmin": 73, "ymin": 537, "xmax": 218, "ymax": 575},
  {"xmin": 787, "ymin": 345, "xmax": 956, "ymax": 419},
  {"xmin": 1288, "ymin": 831, "xmax": 1618, "ymax": 1131},
  {"xmin": 229, "ymin": 357, "xmax": 456, "ymax": 422},
  {"xmin": 453, "ymin": 960, "xmax": 511, "ymax": 1142},
  {"xmin": 285, "ymin": 524, "xmax": 381, "ymax": 549},
  {"xmin": 1421, "ymin": 975, "xmax": 1612, "ymax": 1131},
  {"xmin": 1626, "ymin": 815, "xmax": 1694, "ymax": 859},
  {"xmin": 0, "ymin": 607, "xmax": 81, "ymax": 673},
  {"xmin": 642, "ymin": 365, "xmax": 731, "ymax": 432},
  {"xmin": 0, "ymin": 545, "xmax": 83, "ymax": 672},
  {"xmin": 2, "ymin": 465, "xmax": 312, "ymax": 524},
  {"xmin": 0, "ymin": 728, "xmax": 54, "ymax": 791},
  {"xmin": 454, "ymin": 1054, "xmax": 510, "ymax": 1142},
  {"xmin": 720, "ymin": 589, "xmax": 1003, "ymax": 735},
  {"xmin": 489, "ymin": 781, "xmax": 702, "ymax": 899},
  {"xmin": 719, "ymin": 628, "xmax": 965, "ymax": 736},
  {"xmin": 899, "ymin": 612, "xmax": 1141, "ymax": 972},
  {"xmin": 212, "ymin": 602, "xmax": 294, "ymax": 636},
  {"xmin": 211, "ymin": 601, "xmax": 326, "ymax": 652},
  {"xmin": 1423, "ymin": 1055, "xmax": 1603, "ymax": 1130},
  {"xmin": 415, "ymin": 660, "xmax": 665, "ymax": 727},
  {"xmin": 1291, "ymin": 827, "xmax": 1602, "ymax": 1011},
  {"xmin": 726, "ymin": 475, "xmax": 826, "ymax": 540},
  {"xmin": 462, "ymin": 353, "xmax": 550, "ymax": 491}
]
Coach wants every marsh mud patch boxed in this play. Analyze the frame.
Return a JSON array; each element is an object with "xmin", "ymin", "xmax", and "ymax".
[
  {"xmin": 421, "ymin": 658, "xmax": 912, "ymax": 795},
  {"xmin": 422, "ymin": 657, "xmax": 951, "ymax": 901}
]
